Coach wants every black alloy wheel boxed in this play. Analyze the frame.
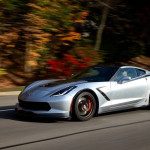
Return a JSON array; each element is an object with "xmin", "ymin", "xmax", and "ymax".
[{"xmin": 73, "ymin": 92, "xmax": 96, "ymax": 121}]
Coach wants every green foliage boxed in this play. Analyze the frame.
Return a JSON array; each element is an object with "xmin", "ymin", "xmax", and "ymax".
[{"xmin": 2, "ymin": 0, "xmax": 27, "ymax": 10}]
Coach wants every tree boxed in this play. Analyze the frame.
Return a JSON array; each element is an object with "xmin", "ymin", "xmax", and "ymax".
[
  {"xmin": 0, "ymin": 0, "xmax": 88, "ymax": 76},
  {"xmin": 92, "ymin": 0, "xmax": 111, "ymax": 51},
  {"xmin": 80, "ymin": 0, "xmax": 147, "ymax": 62}
]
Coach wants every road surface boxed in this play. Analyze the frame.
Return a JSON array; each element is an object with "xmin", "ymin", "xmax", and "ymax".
[{"xmin": 0, "ymin": 95, "xmax": 150, "ymax": 150}]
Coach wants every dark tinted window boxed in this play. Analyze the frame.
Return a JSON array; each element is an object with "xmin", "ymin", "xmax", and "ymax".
[
  {"xmin": 71, "ymin": 66, "xmax": 119, "ymax": 82},
  {"xmin": 115, "ymin": 68, "xmax": 137, "ymax": 81},
  {"xmin": 136, "ymin": 69, "xmax": 146, "ymax": 76}
]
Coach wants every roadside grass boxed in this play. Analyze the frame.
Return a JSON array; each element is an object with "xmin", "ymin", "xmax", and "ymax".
[{"xmin": 0, "ymin": 86, "xmax": 25, "ymax": 92}]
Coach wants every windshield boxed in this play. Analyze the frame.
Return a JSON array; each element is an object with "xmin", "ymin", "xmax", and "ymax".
[{"xmin": 71, "ymin": 66, "xmax": 119, "ymax": 82}]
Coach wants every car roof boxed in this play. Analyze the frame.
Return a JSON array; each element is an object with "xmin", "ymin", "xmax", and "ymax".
[
  {"xmin": 120, "ymin": 65, "xmax": 147, "ymax": 70},
  {"xmin": 93, "ymin": 65, "xmax": 149, "ymax": 72}
]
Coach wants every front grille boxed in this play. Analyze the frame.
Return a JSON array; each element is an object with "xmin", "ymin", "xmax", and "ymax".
[{"xmin": 19, "ymin": 100, "xmax": 51, "ymax": 111}]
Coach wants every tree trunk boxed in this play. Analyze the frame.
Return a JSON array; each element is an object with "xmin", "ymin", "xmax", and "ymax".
[{"xmin": 94, "ymin": 0, "xmax": 110, "ymax": 51}]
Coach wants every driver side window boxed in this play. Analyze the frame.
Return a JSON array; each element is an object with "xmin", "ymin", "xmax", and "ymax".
[{"xmin": 114, "ymin": 68, "xmax": 137, "ymax": 82}]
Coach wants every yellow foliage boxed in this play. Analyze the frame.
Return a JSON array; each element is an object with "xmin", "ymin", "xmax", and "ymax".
[
  {"xmin": 0, "ymin": 68, "xmax": 7, "ymax": 75},
  {"xmin": 27, "ymin": 3, "xmax": 42, "ymax": 10},
  {"xmin": 27, "ymin": 60, "xmax": 38, "ymax": 67},
  {"xmin": 29, "ymin": 51, "xmax": 40, "ymax": 57},
  {"xmin": 25, "ymin": 13, "xmax": 48, "ymax": 26},
  {"xmin": 6, "ymin": 45, "xmax": 15, "ymax": 48}
]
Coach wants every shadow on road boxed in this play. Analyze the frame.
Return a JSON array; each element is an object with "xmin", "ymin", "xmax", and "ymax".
[
  {"xmin": 0, "ymin": 105, "xmax": 149, "ymax": 123},
  {"xmin": 0, "ymin": 105, "xmax": 15, "ymax": 110},
  {"xmin": 0, "ymin": 108, "xmax": 69, "ymax": 123},
  {"xmin": 97, "ymin": 107, "xmax": 149, "ymax": 117}
]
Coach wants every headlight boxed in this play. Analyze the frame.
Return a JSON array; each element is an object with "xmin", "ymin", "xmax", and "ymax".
[{"xmin": 51, "ymin": 86, "xmax": 77, "ymax": 97}]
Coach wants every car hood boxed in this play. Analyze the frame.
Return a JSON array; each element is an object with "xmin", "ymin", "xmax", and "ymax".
[
  {"xmin": 40, "ymin": 79, "xmax": 88, "ymax": 88},
  {"xmin": 19, "ymin": 79, "xmax": 88, "ymax": 100}
]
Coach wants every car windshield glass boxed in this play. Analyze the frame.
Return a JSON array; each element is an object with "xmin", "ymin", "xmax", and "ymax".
[{"xmin": 70, "ymin": 66, "xmax": 119, "ymax": 82}]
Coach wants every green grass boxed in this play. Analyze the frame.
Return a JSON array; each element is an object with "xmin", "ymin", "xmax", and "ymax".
[{"xmin": 0, "ymin": 86, "xmax": 25, "ymax": 92}]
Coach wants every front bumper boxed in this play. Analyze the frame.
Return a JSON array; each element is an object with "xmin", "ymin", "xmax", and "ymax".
[{"xmin": 15, "ymin": 103, "xmax": 70, "ymax": 119}]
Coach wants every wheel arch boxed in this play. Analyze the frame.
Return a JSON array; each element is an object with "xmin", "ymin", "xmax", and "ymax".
[
  {"xmin": 70, "ymin": 89, "xmax": 99, "ymax": 118},
  {"xmin": 148, "ymin": 94, "xmax": 150, "ymax": 106}
]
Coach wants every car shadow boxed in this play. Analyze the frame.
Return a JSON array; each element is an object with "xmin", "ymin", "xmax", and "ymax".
[
  {"xmin": 95, "ymin": 106, "xmax": 149, "ymax": 118},
  {"xmin": 0, "ymin": 105, "xmax": 70, "ymax": 123},
  {"xmin": 0, "ymin": 105, "xmax": 15, "ymax": 110},
  {"xmin": 0, "ymin": 105, "xmax": 149, "ymax": 123}
]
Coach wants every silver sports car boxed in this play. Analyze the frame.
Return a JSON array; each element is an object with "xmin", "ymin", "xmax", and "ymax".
[{"xmin": 15, "ymin": 65, "xmax": 150, "ymax": 121}]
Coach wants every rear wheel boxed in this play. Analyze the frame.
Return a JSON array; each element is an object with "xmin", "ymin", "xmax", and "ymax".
[{"xmin": 73, "ymin": 92, "xmax": 96, "ymax": 121}]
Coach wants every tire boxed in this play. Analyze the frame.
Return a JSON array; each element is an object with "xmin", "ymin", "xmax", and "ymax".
[
  {"xmin": 72, "ymin": 92, "xmax": 96, "ymax": 121},
  {"xmin": 148, "ymin": 95, "xmax": 150, "ymax": 108}
]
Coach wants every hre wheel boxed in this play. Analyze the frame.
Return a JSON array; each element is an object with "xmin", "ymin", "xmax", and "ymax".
[{"xmin": 72, "ymin": 92, "xmax": 96, "ymax": 121}]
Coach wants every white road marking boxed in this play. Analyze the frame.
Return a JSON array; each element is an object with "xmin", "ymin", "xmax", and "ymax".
[{"xmin": 0, "ymin": 109, "xmax": 14, "ymax": 112}]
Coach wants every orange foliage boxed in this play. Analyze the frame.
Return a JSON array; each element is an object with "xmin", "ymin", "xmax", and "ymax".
[
  {"xmin": 0, "ymin": 31, "xmax": 19, "ymax": 46},
  {"xmin": 61, "ymin": 32, "xmax": 81, "ymax": 42}
]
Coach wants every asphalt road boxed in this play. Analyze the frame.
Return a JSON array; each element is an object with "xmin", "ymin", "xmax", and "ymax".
[{"xmin": 1, "ymin": 96, "xmax": 150, "ymax": 150}]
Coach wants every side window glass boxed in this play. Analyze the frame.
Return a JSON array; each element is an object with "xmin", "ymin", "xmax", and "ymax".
[
  {"xmin": 115, "ymin": 68, "xmax": 137, "ymax": 82},
  {"xmin": 137, "ymin": 69, "xmax": 146, "ymax": 77}
]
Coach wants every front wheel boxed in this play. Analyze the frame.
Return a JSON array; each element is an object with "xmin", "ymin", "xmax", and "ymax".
[
  {"xmin": 72, "ymin": 92, "xmax": 96, "ymax": 121},
  {"xmin": 147, "ymin": 95, "xmax": 150, "ymax": 108}
]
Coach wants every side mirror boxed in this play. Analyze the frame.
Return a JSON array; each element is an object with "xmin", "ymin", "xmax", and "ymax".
[{"xmin": 118, "ymin": 76, "xmax": 131, "ymax": 84}]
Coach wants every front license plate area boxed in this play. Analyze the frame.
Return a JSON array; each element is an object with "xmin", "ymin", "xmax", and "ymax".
[{"xmin": 18, "ymin": 110, "xmax": 36, "ymax": 117}]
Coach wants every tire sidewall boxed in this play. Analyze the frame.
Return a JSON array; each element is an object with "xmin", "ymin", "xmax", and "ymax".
[{"xmin": 73, "ymin": 92, "xmax": 96, "ymax": 121}]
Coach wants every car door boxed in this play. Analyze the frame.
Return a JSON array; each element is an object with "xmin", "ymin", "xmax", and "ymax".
[{"xmin": 110, "ymin": 67, "xmax": 148, "ymax": 110}]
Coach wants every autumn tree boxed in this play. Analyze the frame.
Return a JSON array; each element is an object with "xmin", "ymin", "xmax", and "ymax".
[
  {"xmin": 0, "ymin": 0, "xmax": 89, "ymax": 76},
  {"xmin": 0, "ymin": 0, "xmax": 24, "ymax": 70},
  {"xmin": 24, "ymin": 0, "xmax": 90, "ymax": 75}
]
